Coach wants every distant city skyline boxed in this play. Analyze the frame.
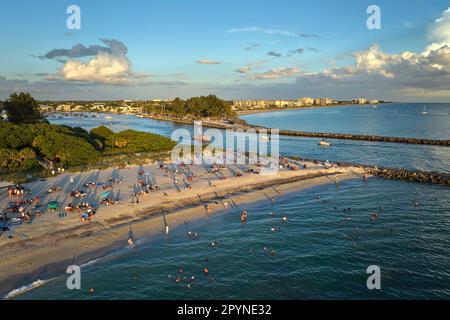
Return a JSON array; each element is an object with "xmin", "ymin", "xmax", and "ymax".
[{"xmin": 1, "ymin": 0, "xmax": 450, "ymax": 102}]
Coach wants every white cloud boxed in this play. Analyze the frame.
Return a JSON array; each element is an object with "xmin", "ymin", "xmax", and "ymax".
[
  {"xmin": 58, "ymin": 39, "xmax": 140, "ymax": 84},
  {"xmin": 62, "ymin": 51, "xmax": 132, "ymax": 84},
  {"xmin": 292, "ymin": 7, "xmax": 450, "ymax": 98},
  {"xmin": 250, "ymin": 67, "xmax": 300, "ymax": 80},
  {"xmin": 196, "ymin": 59, "xmax": 221, "ymax": 65}
]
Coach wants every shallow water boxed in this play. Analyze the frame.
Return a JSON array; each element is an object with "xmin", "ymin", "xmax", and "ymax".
[{"xmin": 15, "ymin": 178, "xmax": 450, "ymax": 300}]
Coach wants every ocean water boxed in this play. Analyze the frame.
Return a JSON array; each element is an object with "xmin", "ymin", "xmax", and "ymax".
[
  {"xmin": 14, "ymin": 178, "xmax": 450, "ymax": 300},
  {"xmin": 14, "ymin": 104, "xmax": 448, "ymax": 300},
  {"xmin": 241, "ymin": 103, "xmax": 450, "ymax": 140},
  {"xmin": 50, "ymin": 105, "xmax": 450, "ymax": 173}
]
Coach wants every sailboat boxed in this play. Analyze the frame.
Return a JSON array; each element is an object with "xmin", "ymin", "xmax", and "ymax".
[{"xmin": 421, "ymin": 105, "xmax": 428, "ymax": 115}]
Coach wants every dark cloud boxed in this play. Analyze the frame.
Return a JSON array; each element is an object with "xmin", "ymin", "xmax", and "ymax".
[
  {"xmin": 267, "ymin": 51, "xmax": 282, "ymax": 58},
  {"xmin": 287, "ymin": 48, "xmax": 319, "ymax": 56},
  {"xmin": 39, "ymin": 39, "xmax": 127, "ymax": 60},
  {"xmin": 244, "ymin": 43, "xmax": 260, "ymax": 51}
]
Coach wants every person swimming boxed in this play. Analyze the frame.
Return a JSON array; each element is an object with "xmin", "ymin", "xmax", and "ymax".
[
  {"xmin": 210, "ymin": 240, "xmax": 220, "ymax": 247},
  {"xmin": 281, "ymin": 216, "xmax": 288, "ymax": 222},
  {"xmin": 370, "ymin": 212, "xmax": 379, "ymax": 222},
  {"xmin": 240, "ymin": 211, "xmax": 248, "ymax": 223}
]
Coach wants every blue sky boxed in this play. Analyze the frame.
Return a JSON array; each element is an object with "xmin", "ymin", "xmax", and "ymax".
[{"xmin": 1, "ymin": 0, "xmax": 450, "ymax": 101}]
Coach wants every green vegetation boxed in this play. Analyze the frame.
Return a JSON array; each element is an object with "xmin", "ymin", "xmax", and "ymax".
[
  {"xmin": 0, "ymin": 88, "xmax": 177, "ymax": 184},
  {"xmin": 157, "ymin": 95, "xmax": 234, "ymax": 118},
  {"xmin": 90, "ymin": 125, "xmax": 176, "ymax": 154},
  {"xmin": 4, "ymin": 92, "xmax": 46, "ymax": 124},
  {"xmin": 0, "ymin": 122, "xmax": 175, "ymax": 176},
  {"xmin": 0, "ymin": 122, "xmax": 101, "ymax": 171},
  {"xmin": 43, "ymin": 95, "xmax": 235, "ymax": 119}
]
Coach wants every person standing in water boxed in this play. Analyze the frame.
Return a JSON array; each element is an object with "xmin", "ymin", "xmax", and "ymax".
[{"xmin": 241, "ymin": 211, "xmax": 248, "ymax": 224}]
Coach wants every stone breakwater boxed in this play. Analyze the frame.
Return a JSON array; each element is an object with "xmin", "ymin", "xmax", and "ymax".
[
  {"xmin": 292, "ymin": 157, "xmax": 450, "ymax": 186},
  {"xmin": 197, "ymin": 120, "xmax": 450, "ymax": 146},
  {"xmin": 364, "ymin": 167, "xmax": 450, "ymax": 185},
  {"xmin": 273, "ymin": 129, "xmax": 450, "ymax": 146}
]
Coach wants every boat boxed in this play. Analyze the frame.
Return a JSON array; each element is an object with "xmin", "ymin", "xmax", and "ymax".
[
  {"xmin": 421, "ymin": 105, "xmax": 428, "ymax": 115},
  {"xmin": 318, "ymin": 140, "xmax": 331, "ymax": 147},
  {"xmin": 260, "ymin": 135, "xmax": 270, "ymax": 141},
  {"xmin": 193, "ymin": 135, "xmax": 212, "ymax": 143},
  {"xmin": 105, "ymin": 116, "xmax": 113, "ymax": 119},
  {"xmin": 372, "ymin": 105, "xmax": 378, "ymax": 109}
]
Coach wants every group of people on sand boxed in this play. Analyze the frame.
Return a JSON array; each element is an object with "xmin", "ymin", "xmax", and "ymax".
[
  {"xmin": 70, "ymin": 189, "xmax": 87, "ymax": 199},
  {"xmin": 47, "ymin": 186, "xmax": 62, "ymax": 194},
  {"xmin": 83, "ymin": 181, "xmax": 96, "ymax": 189},
  {"xmin": 50, "ymin": 166, "xmax": 65, "ymax": 177},
  {"xmin": 7, "ymin": 185, "xmax": 27, "ymax": 198}
]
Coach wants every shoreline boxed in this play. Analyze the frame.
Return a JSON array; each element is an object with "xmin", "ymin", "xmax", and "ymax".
[{"xmin": 0, "ymin": 165, "xmax": 364, "ymax": 298}]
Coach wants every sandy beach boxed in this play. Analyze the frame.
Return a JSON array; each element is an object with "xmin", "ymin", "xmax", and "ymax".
[{"xmin": 0, "ymin": 157, "xmax": 365, "ymax": 298}]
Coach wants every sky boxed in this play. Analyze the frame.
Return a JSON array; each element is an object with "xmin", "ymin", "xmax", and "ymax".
[{"xmin": 1, "ymin": 0, "xmax": 450, "ymax": 101}]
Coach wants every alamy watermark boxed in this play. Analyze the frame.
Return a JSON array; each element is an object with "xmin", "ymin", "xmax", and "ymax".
[
  {"xmin": 367, "ymin": 5, "xmax": 381, "ymax": 30},
  {"xmin": 66, "ymin": 5, "xmax": 81, "ymax": 30},
  {"xmin": 66, "ymin": 265, "xmax": 81, "ymax": 290},
  {"xmin": 170, "ymin": 122, "xmax": 280, "ymax": 174},
  {"xmin": 366, "ymin": 265, "xmax": 381, "ymax": 290}
]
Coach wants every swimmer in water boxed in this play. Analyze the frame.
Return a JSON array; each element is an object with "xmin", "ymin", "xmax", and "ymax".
[
  {"xmin": 240, "ymin": 211, "xmax": 248, "ymax": 223},
  {"xmin": 271, "ymin": 227, "xmax": 277, "ymax": 233},
  {"xmin": 203, "ymin": 268, "xmax": 209, "ymax": 274},
  {"xmin": 281, "ymin": 216, "xmax": 287, "ymax": 222},
  {"xmin": 370, "ymin": 212, "xmax": 379, "ymax": 222},
  {"xmin": 89, "ymin": 288, "xmax": 95, "ymax": 294},
  {"xmin": 128, "ymin": 238, "xmax": 134, "ymax": 246},
  {"xmin": 210, "ymin": 240, "xmax": 220, "ymax": 247}
]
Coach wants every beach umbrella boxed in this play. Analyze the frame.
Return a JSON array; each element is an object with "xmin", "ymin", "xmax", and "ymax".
[
  {"xmin": 100, "ymin": 191, "xmax": 111, "ymax": 198},
  {"xmin": 47, "ymin": 201, "xmax": 59, "ymax": 209}
]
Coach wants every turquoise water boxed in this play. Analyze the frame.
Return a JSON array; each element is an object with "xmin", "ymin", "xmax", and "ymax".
[
  {"xmin": 241, "ymin": 103, "xmax": 450, "ymax": 140},
  {"xmin": 14, "ymin": 104, "xmax": 449, "ymax": 300},
  {"xmin": 15, "ymin": 178, "xmax": 450, "ymax": 300}
]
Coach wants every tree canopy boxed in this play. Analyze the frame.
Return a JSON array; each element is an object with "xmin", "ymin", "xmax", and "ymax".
[
  {"xmin": 3, "ymin": 92, "xmax": 45, "ymax": 124},
  {"xmin": 142, "ymin": 95, "xmax": 234, "ymax": 118}
]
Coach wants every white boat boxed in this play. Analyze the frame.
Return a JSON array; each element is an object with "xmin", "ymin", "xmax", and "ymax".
[
  {"xmin": 260, "ymin": 135, "xmax": 270, "ymax": 141},
  {"xmin": 372, "ymin": 105, "xmax": 378, "ymax": 109},
  {"xmin": 319, "ymin": 140, "xmax": 331, "ymax": 147},
  {"xmin": 421, "ymin": 105, "xmax": 428, "ymax": 115},
  {"xmin": 105, "ymin": 116, "xmax": 113, "ymax": 119}
]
